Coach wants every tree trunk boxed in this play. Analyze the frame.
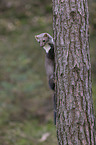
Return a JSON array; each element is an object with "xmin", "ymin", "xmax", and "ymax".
[{"xmin": 53, "ymin": 0, "xmax": 95, "ymax": 144}]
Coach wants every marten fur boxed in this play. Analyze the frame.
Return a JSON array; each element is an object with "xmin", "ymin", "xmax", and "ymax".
[{"xmin": 35, "ymin": 33, "xmax": 56, "ymax": 124}]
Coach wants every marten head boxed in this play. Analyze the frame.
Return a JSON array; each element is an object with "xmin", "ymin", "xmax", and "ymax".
[{"xmin": 35, "ymin": 33, "xmax": 53, "ymax": 47}]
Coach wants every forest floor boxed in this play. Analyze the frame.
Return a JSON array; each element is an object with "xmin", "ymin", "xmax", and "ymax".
[{"xmin": 0, "ymin": 0, "xmax": 96, "ymax": 145}]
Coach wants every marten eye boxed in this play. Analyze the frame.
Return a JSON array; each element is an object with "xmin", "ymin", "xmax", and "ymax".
[{"xmin": 43, "ymin": 40, "xmax": 45, "ymax": 42}]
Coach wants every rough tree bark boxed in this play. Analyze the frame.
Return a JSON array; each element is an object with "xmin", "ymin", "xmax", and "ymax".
[{"xmin": 53, "ymin": 0, "xmax": 95, "ymax": 144}]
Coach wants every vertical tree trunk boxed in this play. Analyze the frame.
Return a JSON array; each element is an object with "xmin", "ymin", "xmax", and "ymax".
[{"xmin": 53, "ymin": 0, "xmax": 95, "ymax": 144}]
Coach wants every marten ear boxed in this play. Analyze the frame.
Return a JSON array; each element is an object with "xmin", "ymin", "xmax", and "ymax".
[
  {"xmin": 44, "ymin": 33, "xmax": 48, "ymax": 37},
  {"xmin": 35, "ymin": 35, "xmax": 39, "ymax": 41}
]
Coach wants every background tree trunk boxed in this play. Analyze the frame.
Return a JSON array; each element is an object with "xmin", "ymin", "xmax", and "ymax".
[{"xmin": 53, "ymin": 0, "xmax": 95, "ymax": 144}]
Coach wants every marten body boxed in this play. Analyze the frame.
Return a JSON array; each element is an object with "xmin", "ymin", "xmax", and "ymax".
[
  {"xmin": 35, "ymin": 33, "xmax": 55, "ymax": 91},
  {"xmin": 35, "ymin": 33, "xmax": 56, "ymax": 124}
]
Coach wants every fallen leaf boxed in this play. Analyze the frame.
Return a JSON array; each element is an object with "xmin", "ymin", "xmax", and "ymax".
[{"xmin": 39, "ymin": 132, "xmax": 50, "ymax": 142}]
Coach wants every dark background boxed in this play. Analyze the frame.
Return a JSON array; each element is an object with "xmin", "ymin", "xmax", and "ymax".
[{"xmin": 0, "ymin": 0, "xmax": 95, "ymax": 144}]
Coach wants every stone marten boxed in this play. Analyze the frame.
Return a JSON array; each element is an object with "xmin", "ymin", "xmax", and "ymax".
[{"xmin": 35, "ymin": 33, "xmax": 56, "ymax": 124}]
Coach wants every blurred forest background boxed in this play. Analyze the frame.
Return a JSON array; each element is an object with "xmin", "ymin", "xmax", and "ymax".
[{"xmin": 0, "ymin": 0, "xmax": 96, "ymax": 145}]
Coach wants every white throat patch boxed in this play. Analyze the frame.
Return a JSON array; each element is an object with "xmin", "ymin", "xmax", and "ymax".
[{"xmin": 43, "ymin": 44, "xmax": 51, "ymax": 53}]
